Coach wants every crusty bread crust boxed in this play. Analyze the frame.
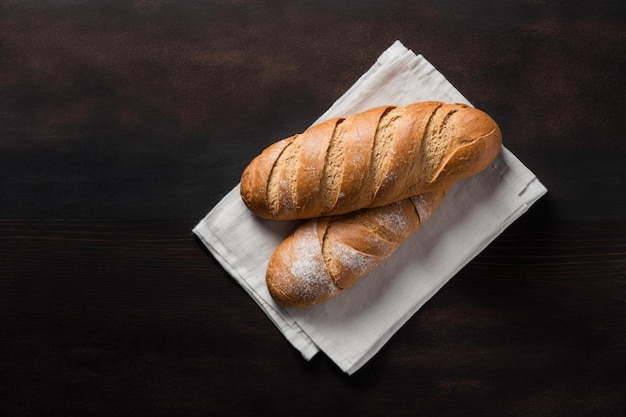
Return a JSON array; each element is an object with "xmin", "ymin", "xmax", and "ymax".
[
  {"xmin": 266, "ymin": 191, "xmax": 447, "ymax": 308},
  {"xmin": 240, "ymin": 102, "xmax": 502, "ymax": 220},
  {"xmin": 246, "ymin": 101, "xmax": 502, "ymax": 308}
]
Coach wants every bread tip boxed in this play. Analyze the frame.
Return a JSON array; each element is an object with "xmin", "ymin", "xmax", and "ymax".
[{"xmin": 266, "ymin": 221, "xmax": 341, "ymax": 309}]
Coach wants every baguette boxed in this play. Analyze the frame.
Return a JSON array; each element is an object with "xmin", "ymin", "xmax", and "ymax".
[
  {"xmin": 266, "ymin": 191, "xmax": 447, "ymax": 308},
  {"xmin": 241, "ymin": 101, "xmax": 501, "ymax": 220}
]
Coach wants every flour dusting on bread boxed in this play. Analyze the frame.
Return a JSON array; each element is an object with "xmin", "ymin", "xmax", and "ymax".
[
  {"xmin": 257, "ymin": 102, "xmax": 501, "ymax": 308},
  {"xmin": 266, "ymin": 220, "xmax": 339, "ymax": 308}
]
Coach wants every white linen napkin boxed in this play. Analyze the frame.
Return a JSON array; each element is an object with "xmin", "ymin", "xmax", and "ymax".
[{"xmin": 193, "ymin": 40, "xmax": 547, "ymax": 375}]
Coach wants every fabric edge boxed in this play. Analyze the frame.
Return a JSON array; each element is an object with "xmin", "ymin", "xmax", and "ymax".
[{"xmin": 192, "ymin": 221, "xmax": 321, "ymax": 361}]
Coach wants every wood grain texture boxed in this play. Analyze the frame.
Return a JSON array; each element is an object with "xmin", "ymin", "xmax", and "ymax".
[
  {"xmin": 1, "ymin": 0, "xmax": 625, "ymax": 415},
  {"xmin": 1, "ymin": 217, "xmax": 625, "ymax": 416},
  {"xmin": 0, "ymin": 0, "xmax": 624, "ymax": 220}
]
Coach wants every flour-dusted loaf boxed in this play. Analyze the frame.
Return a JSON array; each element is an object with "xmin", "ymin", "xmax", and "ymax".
[
  {"xmin": 266, "ymin": 191, "xmax": 447, "ymax": 308},
  {"xmin": 241, "ymin": 102, "xmax": 502, "ymax": 220}
]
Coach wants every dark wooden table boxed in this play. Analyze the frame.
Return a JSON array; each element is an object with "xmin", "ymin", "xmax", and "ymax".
[{"xmin": 2, "ymin": 1, "xmax": 625, "ymax": 416}]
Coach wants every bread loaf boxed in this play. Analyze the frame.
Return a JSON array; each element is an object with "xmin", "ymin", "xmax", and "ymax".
[
  {"xmin": 266, "ymin": 191, "xmax": 447, "ymax": 308},
  {"xmin": 241, "ymin": 101, "xmax": 501, "ymax": 220}
]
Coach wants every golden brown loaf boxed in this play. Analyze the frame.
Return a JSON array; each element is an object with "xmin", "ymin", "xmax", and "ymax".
[
  {"xmin": 266, "ymin": 191, "xmax": 447, "ymax": 308},
  {"xmin": 240, "ymin": 101, "xmax": 502, "ymax": 220}
]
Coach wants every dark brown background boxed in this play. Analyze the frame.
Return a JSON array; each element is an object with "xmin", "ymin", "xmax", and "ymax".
[{"xmin": 1, "ymin": 1, "xmax": 625, "ymax": 416}]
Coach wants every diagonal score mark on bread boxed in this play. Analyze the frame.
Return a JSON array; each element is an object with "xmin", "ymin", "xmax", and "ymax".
[
  {"xmin": 240, "ymin": 101, "xmax": 502, "ymax": 308},
  {"xmin": 241, "ymin": 101, "xmax": 500, "ymax": 220},
  {"xmin": 266, "ymin": 190, "xmax": 447, "ymax": 308}
]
